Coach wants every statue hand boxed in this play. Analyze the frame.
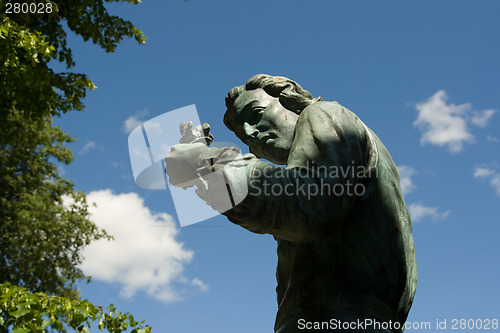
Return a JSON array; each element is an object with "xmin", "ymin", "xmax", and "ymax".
[
  {"xmin": 179, "ymin": 122, "xmax": 214, "ymax": 145},
  {"xmin": 192, "ymin": 147, "xmax": 247, "ymax": 213},
  {"xmin": 193, "ymin": 174, "xmax": 233, "ymax": 213},
  {"xmin": 164, "ymin": 142, "xmax": 211, "ymax": 188}
]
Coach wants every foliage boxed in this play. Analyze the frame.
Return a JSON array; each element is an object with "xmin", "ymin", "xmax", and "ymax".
[
  {"xmin": 0, "ymin": 14, "xmax": 102, "ymax": 298},
  {"xmin": 0, "ymin": 0, "xmax": 149, "ymax": 331},
  {"xmin": 0, "ymin": 0, "xmax": 145, "ymax": 298},
  {"xmin": 0, "ymin": 283, "xmax": 152, "ymax": 333},
  {"xmin": 3, "ymin": 0, "xmax": 146, "ymax": 68}
]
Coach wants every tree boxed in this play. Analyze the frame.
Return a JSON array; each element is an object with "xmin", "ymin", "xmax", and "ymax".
[
  {"xmin": 0, "ymin": 283, "xmax": 151, "ymax": 333},
  {"xmin": 0, "ymin": 0, "xmax": 148, "ymax": 331}
]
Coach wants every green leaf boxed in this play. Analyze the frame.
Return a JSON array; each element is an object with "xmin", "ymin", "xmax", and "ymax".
[
  {"xmin": 52, "ymin": 320, "xmax": 64, "ymax": 331},
  {"xmin": 41, "ymin": 319, "xmax": 51, "ymax": 329},
  {"xmin": 9, "ymin": 307, "xmax": 30, "ymax": 318},
  {"xmin": 12, "ymin": 328, "xmax": 30, "ymax": 333},
  {"xmin": 99, "ymin": 317, "xmax": 105, "ymax": 330}
]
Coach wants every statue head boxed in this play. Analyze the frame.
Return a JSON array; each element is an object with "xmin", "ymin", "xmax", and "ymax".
[{"xmin": 224, "ymin": 74, "xmax": 322, "ymax": 164}]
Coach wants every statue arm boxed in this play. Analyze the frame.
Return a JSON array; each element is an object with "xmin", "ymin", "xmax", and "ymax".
[{"xmin": 220, "ymin": 158, "xmax": 359, "ymax": 242}]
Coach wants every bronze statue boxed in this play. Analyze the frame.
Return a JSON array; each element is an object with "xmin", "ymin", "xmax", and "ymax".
[{"xmin": 165, "ymin": 74, "xmax": 417, "ymax": 333}]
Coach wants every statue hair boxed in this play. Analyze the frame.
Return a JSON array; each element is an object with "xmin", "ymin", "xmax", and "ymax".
[{"xmin": 224, "ymin": 74, "xmax": 323, "ymax": 131}]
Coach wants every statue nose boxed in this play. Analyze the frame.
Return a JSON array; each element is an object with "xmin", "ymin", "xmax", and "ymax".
[{"xmin": 243, "ymin": 122, "xmax": 259, "ymax": 141}]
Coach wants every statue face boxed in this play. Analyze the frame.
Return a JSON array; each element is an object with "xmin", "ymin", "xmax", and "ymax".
[{"xmin": 230, "ymin": 88, "xmax": 299, "ymax": 164}]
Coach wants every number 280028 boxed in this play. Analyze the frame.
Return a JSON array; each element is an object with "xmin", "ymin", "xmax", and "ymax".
[{"xmin": 5, "ymin": 2, "xmax": 55, "ymax": 14}]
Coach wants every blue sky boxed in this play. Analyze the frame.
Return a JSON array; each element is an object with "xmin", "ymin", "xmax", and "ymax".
[{"xmin": 52, "ymin": 1, "xmax": 499, "ymax": 332}]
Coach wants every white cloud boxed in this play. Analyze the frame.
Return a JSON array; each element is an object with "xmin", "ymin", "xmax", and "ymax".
[
  {"xmin": 471, "ymin": 109, "xmax": 496, "ymax": 128},
  {"xmin": 79, "ymin": 141, "xmax": 96, "ymax": 155},
  {"xmin": 409, "ymin": 203, "xmax": 450, "ymax": 223},
  {"xmin": 398, "ymin": 165, "xmax": 417, "ymax": 196},
  {"xmin": 473, "ymin": 166, "xmax": 500, "ymax": 197},
  {"xmin": 80, "ymin": 189, "xmax": 208, "ymax": 302},
  {"xmin": 414, "ymin": 91, "xmax": 497, "ymax": 153},
  {"xmin": 473, "ymin": 167, "xmax": 495, "ymax": 179},
  {"xmin": 124, "ymin": 109, "xmax": 149, "ymax": 134},
  {"xmin": 486, "ymin": 135, "xmax": 499, "ymax": 143},
  {"xmin": 110, "ymin": 161, "xmax": 124, "ymax": 169},
  {"xmin": 414, "ymin": 90, "xmax": 474, "ymax": 153},
  {"xmin": 124, "ymin": 117, "xmax": 142, "ymax": 134},
  {"xmin": 491, "ymin": 175, "xmax": 500, "ymax": 197}
]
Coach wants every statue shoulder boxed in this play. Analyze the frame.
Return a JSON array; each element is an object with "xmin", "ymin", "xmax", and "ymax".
[
  {"xmin": 291, "ymin": 100, "xmax": 379, "ymax": 171},
  {"xmin": 298, "ymin": 100, "xmax": 359, "ymax": 125}
]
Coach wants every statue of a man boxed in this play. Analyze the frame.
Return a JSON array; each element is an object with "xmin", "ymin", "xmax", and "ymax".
[{"xmin": 165, "ymin": 74, "xmax": 417, "ymax": 333}]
